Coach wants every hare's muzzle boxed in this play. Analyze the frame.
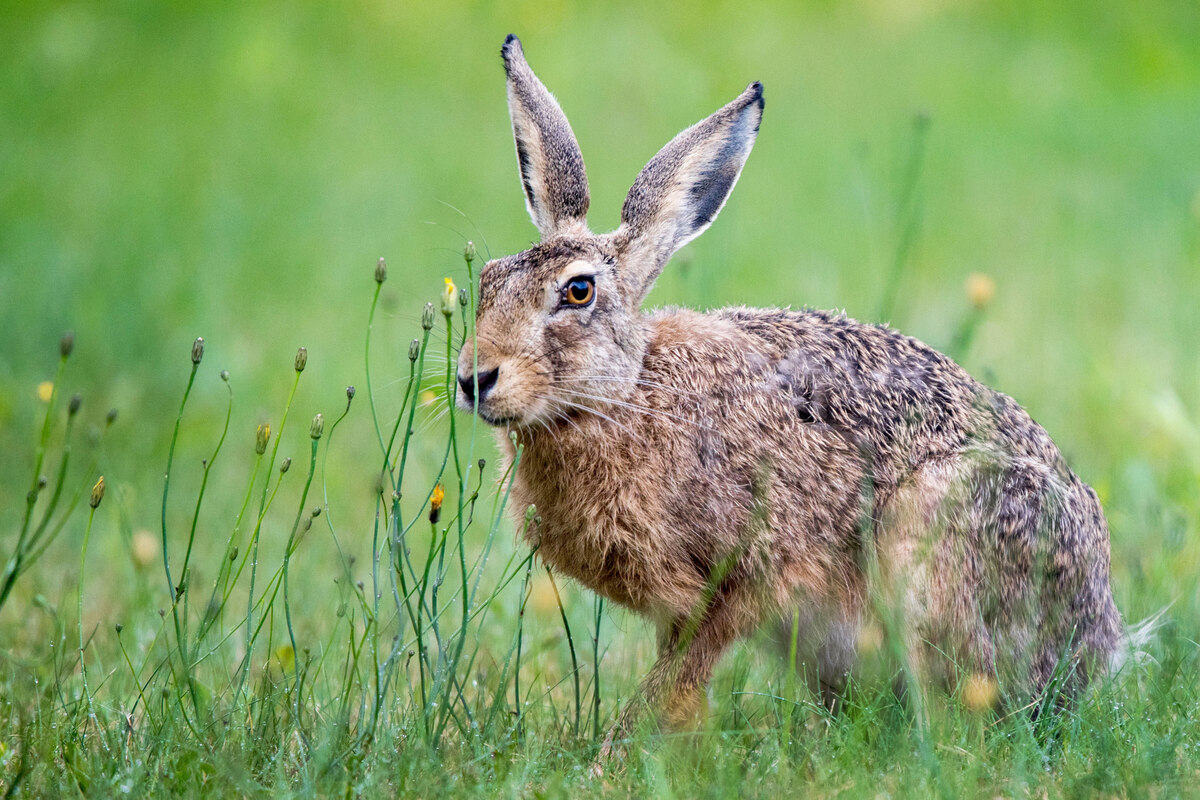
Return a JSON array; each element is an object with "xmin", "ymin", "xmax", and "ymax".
[{"xmin": 457, "ymin": 366, "xmax": 500, "ymax": 407}]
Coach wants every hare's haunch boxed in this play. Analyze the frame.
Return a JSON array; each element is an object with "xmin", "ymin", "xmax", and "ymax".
[{"xmin": 457, "ymin": 34, "xmax": 1122, "ymax": 745}]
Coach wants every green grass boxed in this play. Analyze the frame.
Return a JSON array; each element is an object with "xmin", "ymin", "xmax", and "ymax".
[{"xmin": 2, "ymin": 1, "xmax": 1199, "ymax": 796}]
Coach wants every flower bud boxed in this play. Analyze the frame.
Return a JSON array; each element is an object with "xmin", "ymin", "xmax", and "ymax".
[
  {"xmin": 346, "ymin": 385, "xmax": 356, "ymax": 401},
  {"xmin": 463, "ymin": 240, "xmax": 476, "ymax": 265},
  {"xmin": 255, "ymin": 423, "xmax": 271, "ymax": 455},
  {"xmin": 68, "ymin": 394, "xmax": 82, "ymax": 417},
  {"xmin": 965, "ymin": 273, "xmax": 996, "ymax": 310},
  {"xmin": 375, "ymin": 257, "xmax": 387, "ymax": 284},
  {"xmin": 478, "ymin": 458, "xmax": 486, "ymax": 471},
  {"xmin": 230, "ymin": 546, "xmax": 238, "ymax": 561},
  {"xmin": 408, "ymin": 339, "xmax": 420, "ymax": 362},
  {"xmin": 115, "ymin": 622, "xmax": 124, "ymax": 634},
  {"xmin": 459, "ymin": 288, "xmax": 469, "ymax": 308},
  {"xmin": 89, "ymin": 476, "xmax": 105, "ymax": 509},
  {"xmin": 106, "ymin": 409, "xmax": 118, "ymax": 426},
  {"xmin": 280, "ymin": 457, "xmax": 292, "ymax": 474},
  {"xmin": 38, "ymin": 475, "xmax": 48, "ymax": 489},
  {"xmin": 421, "ymin": 303, "xmax": 435, "ymax": 331},
  {"xmin": 310, "ymin": 413, "xmax": 324, "ymax": 440},
  {"xmin": 220, "ymin": 369, "xmax": 230, "ymax": 382},
  {"xmin": 441, "ymin": 278, "xmax": 457, "ymax": 317},
  {"xmin": 429, "ymin": 484, "xmax": 445, "ymax": 525},
  {"xmin": 312, "ymin": 507, "xmax": 322, "ymax": 518},
  {"xmin": 60, "ymin": 331, "xmax": 75, "ymax": 358},
  {"xmin": 294, "ymin": 347, "xmax": 308, "ymax": 373},
  {"xmin": 191, "ymin": 337, "xmax": 205, "ymax": 365}
]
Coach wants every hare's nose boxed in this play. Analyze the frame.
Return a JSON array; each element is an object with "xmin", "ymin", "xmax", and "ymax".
[{"xmin": 458, "ymin": 366, "xmax": 499, "ymax": 405}]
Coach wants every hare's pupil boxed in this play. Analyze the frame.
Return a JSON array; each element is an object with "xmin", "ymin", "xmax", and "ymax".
[{"xmin": 566, "ymin": 278, "xmax": 593, "ymax": 305}]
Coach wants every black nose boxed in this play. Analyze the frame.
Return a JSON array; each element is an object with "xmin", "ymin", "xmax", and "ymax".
[{"xmin": 458, "ymin": 366, "xmax": 499, "ymax": 405}]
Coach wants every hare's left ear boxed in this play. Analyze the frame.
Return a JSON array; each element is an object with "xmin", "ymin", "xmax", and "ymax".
[
  {"xmin": 615, "ymin": 82, "xmax": 763, "ymax": 306},
  {"xmin": 502, "ymin": 35, "xmax": 590, "ymax": 239}
]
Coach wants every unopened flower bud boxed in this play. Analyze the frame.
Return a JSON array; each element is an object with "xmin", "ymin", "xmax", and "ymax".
[
  {"xmin": 441, "ymin": 278, "xmax": 457, "ymax": 317},
  {"xmin": 429, "ymin": 484, "xmax": 445, "ymax": 524},
  {"xmin": 89, "ymin": 476, "xmax": 105, "ymax": 509},
  {"xmin": 459, "ymin": 288, "xmax": 469, "ymax": 308},
  {"xmin": 294, "ymin": 347, "xmax": 308, "ymax": 373},
  {"xmin": 280, "ymin": 457, "xmax": 292, "ymax": 474},
  {"xmin": 375, "ymin": 257, "xmax": 387, "ymax": 284},
  {"xmin": 255, "ymin": 423, "xmax": 271, "ymax": 455},
  {"xmin": 463, "ymin": 240, "xmax": 476, "ymax": 265},
  {"xmin": 38, "ymin": 476, "xmax": 48, "ymax": 489},
  {"xmin": 408, "ymin": 339, "xmax": 420, "ymax": 362},
  {"xmin": 310, "ymin": 413, "xmax": 324, "ymax": 440},
  {"xmin": 346, "ymin": 385, "xmax": 356, "ymax": 401},
  {"xmin": 115, "ymin": 622, "xmax": 124, "ymax": 634},
  {"xmin": 106, "ymin": 409, "xmax": 118, "ymax": 426},
  {"xmin": 230, "ymin": 546, "xmax": 238, "ymax": 561},
  {"xmin": 191, "ymin": 337, "xmax": 205, "ymax": 365},
  {"xmin": 478, "ymin": 458, "xmax": 486, "ymax": 471},
  {"xmin": 60, "ymin": 331, "xmax": 75, "ymax": 358},
  {"xmin": 311, "ymin": 507, "xmax": 322, "ymax": 518},
  {"xmin": 421, "ymin": 303, "xmax": 435, "ymax": 331},
  {"xmin": 68, "ymin": 394, "xmax": 82, "ymax": 416},
  {"xmin": 220, "ymin": 369, "xmax": 230, "ymax": 382}
]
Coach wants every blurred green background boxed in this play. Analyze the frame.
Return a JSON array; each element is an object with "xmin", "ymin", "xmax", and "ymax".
[{"xmin": 1, "ymin": 0, "xmax": 1198, "ymax": 620}]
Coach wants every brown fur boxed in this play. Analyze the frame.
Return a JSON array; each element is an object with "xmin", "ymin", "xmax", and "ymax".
[{"xmin": 458, "ymin": 35, "xmax": 1123, "ymax": 748}]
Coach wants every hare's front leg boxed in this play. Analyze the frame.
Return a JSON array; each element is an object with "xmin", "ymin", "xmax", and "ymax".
[{"xmin": 597, "ymin": 598, "xmax": 744, "ymax": 764}]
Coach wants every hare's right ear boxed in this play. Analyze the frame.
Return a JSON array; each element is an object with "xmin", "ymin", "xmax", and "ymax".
[
  {"xmin": 502, "ymin": 35, "xmax": 590, "ymax": 239},
  {"xmin": 615, "ymin": 82, "xmax": 763, "ymax": 306}
]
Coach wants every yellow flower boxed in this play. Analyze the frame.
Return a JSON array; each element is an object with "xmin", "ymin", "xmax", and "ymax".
[
  {"xmin": 419, "ymin": 389, "xmax": 437, "ymax": 407},
  {"xmin": 274, "ymin": 644, "xmax": 296, "ymax": 675},
  {"xmin": 131, "ymin": 530, "xmax": 160, "ymax": 569},
  {"xmin": 964, "ymin": 273, "xmax": 996, "ymax": 310},
  {"xmin": 37, "ymin": 381, "xmax": 53, "ymax": 403},
  {"xmin": 429, "ymin": 484, "xmax": 445, "ymax": 524},
  {"xmin": 440, "ymin": 277, "xmax": 458, "ymax": 316}
]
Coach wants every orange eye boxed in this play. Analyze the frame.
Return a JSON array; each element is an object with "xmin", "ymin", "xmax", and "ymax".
[{"xmin": 563, "ymin": 277, "xmax": 595, "ymax": 307}]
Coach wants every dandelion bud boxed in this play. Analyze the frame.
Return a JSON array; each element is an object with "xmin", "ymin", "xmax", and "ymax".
[
  {"xmin": 106, "ymin": 409, "xmax": 118, "ymax": 426},
  {"xmin": 280, "ymin": 457, "xmax": 292, "ymax": 474},
  {"xmin": 524, "ymin": 504, "xmax": 537, "ymax": 523},
  {"xmin": 459, "ymin": 288, "xmax": 469, "ymax": 308},
  {"xmin": 310, "ymin": 413, "xmax": 324, "ymax": 440},
  {"xmin": 441, "ymin": 278, "xmax": 458, "ymax": 317},
  {"xmin": 230, "ymin": 546, "xmax": 238, "ymax": 562},
  {"xmin": 255, "ymin": 423, "xmax": 271, "ymax": 455},
  {"xmin": 115, "ymin": 622, "xmax": 124, "ymax": 634},
  {"xmin": 478, "ymin": 458, "xmax": 486, "ymax": 471},
  {"xmin": 220, "ymin": 369, "xmax": 230, "ymax": 382},
  {"xmin": 408, "ymin": 339, "xmax": 420, "ymax": 362},
  {"xmin": 311, "ymin": 507, "xmax": 322, "ymax": 518},
  {"xmin": 294, "ymin": 347, "xmax": 308, "ymax": 373},
  {"xmin": 68, "ymin": 394, "xmax": 82, "ymax": 416},
  {"xmin": 89, "ymin": 476, "xmax": 105, "ymax": 509},
  {"xmin": 346, "ymin": 385, "xmax": 356, "ymax": 401},
  {"xmin": 191, "ymin": 337, "xmax": 205, "ymax": 365},
  {"xmin": 421, "ymin": 302, "xmax": 435, "ymax": 331},
  {"xmin": 60, "ymin": 331, "xmax": 75, "ymax": 358},
  {"xmin": 375, "ymin": 257, "xmax": 387, "ymax": 284},
  {"xmin": 38, "ymin": 475, "xmax": 48, "ymax": 489},
  {"xmin": 965, "ymin": 273, "xmax": 996, "ymax": 310},
  {"xmin": 429, "ymin": 484, "xmax": 445, "ymax": 525},
  {"xmin": 463, "ymin": 240, "xmax": 476, "ymax": 265}
]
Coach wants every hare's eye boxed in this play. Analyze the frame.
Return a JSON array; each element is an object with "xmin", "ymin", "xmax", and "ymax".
[{"xmin": 562, "ymin": 277, "xmax": 595, "ymax": 307}]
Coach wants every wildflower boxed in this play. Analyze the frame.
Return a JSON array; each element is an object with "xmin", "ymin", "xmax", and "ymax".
[
  {"xmin": 280, "ymin": 457, "xmax": 292, "ymax": 474},
  {"xmin": 408, "ymin": 339, "xmax": 420, "ymax": 362},
  {"xmin": 255, "ymin": 423, "xmax": 271, "ymax": 455},
  {"xmin": 274, "ymin": 644, "xmax": 296, "ymax": 676},
  {"xmin": 441, "ymin": 278, "xmax": 457, "ymax": 317},
  {"xmin": 429, "ymin": 484, "xmax": 445, "ymax": 524},
  {"xmin": 463, "ymin": 240, "xmax": 476, "ymax": 265},
  {"xmin": 310, "ymin": 413, "xmax": 324, "ymax": 440},
  {"xmin": 459, "ymin": 288, "xmax": 469, "ymax": 309},
  {"xmin": 294, "ymin": 347, "xmax": 308, "ymax": 373},
  {"xmin": 375, "ymin": 257, "xmax": 388, "ymax": 284},
  {"xmin": 421, "ymin": 302, "xmax": 435, "ymax": 331},
  {"xmin": 419, "ymin": 389, "xmax": 437, "ymax": 407},
  {"xmin": 962, "ymin": 673, "xmax": 998, "ymax": 713},
  {"xmin": 965, "ymin": 273, "xmax": 995, "ymax": 310},
  {"xmin": 89, "ymin": 476, "xmax": 105, "ymax": 509},
  {"xmin": 37, "ymin": 382, "xmax": 53, "ymax": 403},
  {"xmin": 191, "ymin": 337, "xmax": 205, "ymax": 365},
  {"xmin": 60, "ymin": 331, "xmax": 75, "ymax": 358},
  {"xmin": 131, "ymin": 531, "xmax": 159, "ymax": 569}
]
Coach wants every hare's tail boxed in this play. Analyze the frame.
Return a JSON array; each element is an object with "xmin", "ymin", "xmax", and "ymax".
[{"xmin": 1109, "ymin": 603, "xmax": 1172, "ymax": 674}]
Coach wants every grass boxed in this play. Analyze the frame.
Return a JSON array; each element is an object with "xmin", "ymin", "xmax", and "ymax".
[{"xmin": 2, "ymin": 1, "xmax": 1199, "ymax": 796}]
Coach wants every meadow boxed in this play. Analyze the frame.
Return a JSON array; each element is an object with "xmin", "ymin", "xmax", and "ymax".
[{"xmin": 1, "ymin": 1, "xmax": 1199, "ymax": 796}]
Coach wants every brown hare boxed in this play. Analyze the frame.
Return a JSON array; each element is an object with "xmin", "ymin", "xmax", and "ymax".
[{"xmin": 457, "ymin": 34, "xmax": 1122, "ymax": 750}]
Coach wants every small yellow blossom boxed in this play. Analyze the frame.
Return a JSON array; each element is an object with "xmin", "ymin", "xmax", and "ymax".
[
  {"xmin": 131, "ymin": 530, "xmax": 160, "ymax": 569},
  {"xmin": 37, "ymin": 382, "xmax": 53, "ymax": 403},
  {"xmin": 419, "ymin": 389, "xmax": 437, "ymax": 407},
  {"xmin": 274, "ymin": 644, "xmax": 296, "ymax": 675},
  {"xmin": 440, "ymin": 277, "xmax": 458, "ymax": 316},
  {"xmin": 429, "ymin": 484, "xmax": 445, "ymax": 524},
  {"xmin": 965, "ymin": 273, "xmax": 996, "ymax": 310}
]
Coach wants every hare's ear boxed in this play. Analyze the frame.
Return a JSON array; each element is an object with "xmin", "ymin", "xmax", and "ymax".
[
  {"xmin": 502, "ymin": 35, "xmax": 590, "ymax": 239},
  {"xmin": 616, "ymin": 82, "xmax": 763, "ymax": 304}
]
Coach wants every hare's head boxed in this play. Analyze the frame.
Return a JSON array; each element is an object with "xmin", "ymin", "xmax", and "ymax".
[{"xmin": 457, "ymin": 35, "xmax": 763, "ymax": 428}]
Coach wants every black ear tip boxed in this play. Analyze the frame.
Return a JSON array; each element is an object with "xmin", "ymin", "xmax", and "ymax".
[
  {"xmin": 502, "ymin": 34, "xmax": 522, "ymax": 63},
  {"xmin": 749, "ymin": 81, "xmax": 764, "ymax": 107},
  {"xmin": 504, "ymin": 33, "xmax": 519, "ymax": 47}
]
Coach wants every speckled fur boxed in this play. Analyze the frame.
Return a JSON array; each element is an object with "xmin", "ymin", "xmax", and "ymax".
[{"xmin": 459, "ymin": 36, "xmax": 1122, "ymax": 742}]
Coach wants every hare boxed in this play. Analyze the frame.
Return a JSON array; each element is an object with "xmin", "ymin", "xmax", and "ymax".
[{"xmin": 457, "ymin": 34, "xmax": 1123, "ymax": 746}]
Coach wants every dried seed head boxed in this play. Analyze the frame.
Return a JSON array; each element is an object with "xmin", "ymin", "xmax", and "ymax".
[
  {"xmin": 106, "ymin": 408, "xmax": 119, "ymax": 426},
  {"xmin": 408, "ymin": 339, "xmax": 420, "ymax": 362},
  {"xmin": 280, "ymin": 457, "xmax": 292, "ymax": 474},
  {"xmin": 421, "ymin": 302, "xmax": 435, "ymax": 331},
  {"xmin": 441, "ymin": 278, "xmax": 457, "ymax": 317},
  {"xmin": 255, "ymin": 423, "xmax": 271, "ymax": 455},
  {"xmin": 294, "ymin": 347, "xmax": 308, "ymax": 373},
  {"xmin": 310, "ymin": 413, "xmax": 324, "ymax": 440},
  {"xmin": 89, "ymin": 476, "xmax": 105, "ymax": 509},
  {"xmin": 191, "ymin": 337, "xmax": 205, "ymax": 365},
  {"xmin": 375, "ymin": 257, "xmax": 387, "ymax": 284},
  {"xmin": 429, "ymin": 484, "xmax": 445, "ymax": 524},
  {"xmin": 60, "ymin": 331, "xmax": 75, "ymax": 358},
  {"xmin": 463, "ymin": 240, "xmax": 476, "ymax": 265},
  {"xmin": 68, "ymin": 394, "xmax": 82, "ymax": 416}
]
